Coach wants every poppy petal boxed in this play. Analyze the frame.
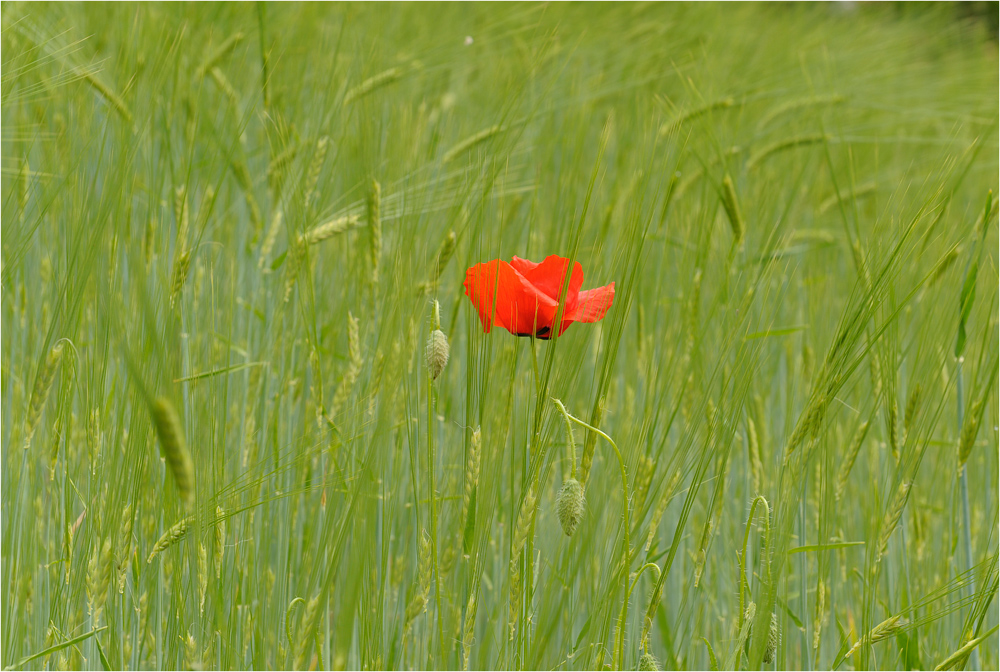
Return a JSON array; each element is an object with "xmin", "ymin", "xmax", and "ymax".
[
  {"xmin": 510, "ymin": 255, "xmax": 583, "ymax": 304},
  {"xmin": 464, "ymin": 260, "xmax": 559, "ymax": 336},
  {"xmin": 566, "ymin": 282, "xmax": 615, "ymax": 323}
]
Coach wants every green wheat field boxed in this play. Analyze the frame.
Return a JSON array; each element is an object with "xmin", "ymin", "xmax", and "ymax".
[{"xmin": 2, "ymin": 2, "xmax": 998, "ymax": 670}]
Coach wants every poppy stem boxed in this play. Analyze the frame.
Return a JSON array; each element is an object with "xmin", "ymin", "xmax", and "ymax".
[
  {"xmin": 562, "ymin": 412, "xmax": 631, "ymax": 670},
  {"xmin": 426, "ymin": 309, "xmax": 445, "ymax": 661},
  {"xmin": 528, "ymin": 338, "xmax": 540, "ymax": 395},
  {"xmin": 551, "ymin": 398, "xmax": 578, "ymax": 480}
]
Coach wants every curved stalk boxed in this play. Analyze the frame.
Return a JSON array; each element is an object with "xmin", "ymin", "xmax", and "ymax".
[{"xmin": 557, "ymin": 401, "xmax": 631, "ymax": 670}]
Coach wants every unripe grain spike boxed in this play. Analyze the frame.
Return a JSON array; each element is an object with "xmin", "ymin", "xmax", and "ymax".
[
  {"xmin": 720, "ymin": 174, "xmax": 744, "ymax": 244},
  {"xmin": 147, "ymin": 515, "xmax": 195, "ymax": 563},
  {"xmin": 24, "ymin": 341, "xmax": 64, "ymax": 451},
  {"xmin": 150, "ymin": 397, "xmax": 195, "ymax": 511}
]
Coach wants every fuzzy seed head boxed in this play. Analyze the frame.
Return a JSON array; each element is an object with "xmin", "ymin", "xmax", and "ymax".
[
  {"xmin": 426, "ymin": 329, "xmax": 449, "ymax": 380},
  {"xmin": 763, "ymin": 612, "xmax": 778, "ymax": 664},
  {"xmin": 639, "ymin": 652, "xmax": 660, "ymax": 671},
  {"xmin": 556, "ymin": 478, "xmax": 585, "ymax": 537}
]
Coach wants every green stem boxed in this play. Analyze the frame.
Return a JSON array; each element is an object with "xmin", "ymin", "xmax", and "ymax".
[
  {"xmin": 628, "ymin": 563, "xmax": 662, "ymax": 601},
  {"xmin": 427, "ymin": 351, "xmax": 444, "ymax": 662},
  {"xmin": 529, "ymin": 338, "xmax": 540, "ymax": 395},
  {"xmin": 552, "ymin": 398, "xmax": 577, "ymax": 480},
  {"xmin": 957, "ymin": 361, "xmax": 980, "ymax": 671},
  {"xmin": 562, "ymin": 409, "xmax": 630, "ymax": 670}
]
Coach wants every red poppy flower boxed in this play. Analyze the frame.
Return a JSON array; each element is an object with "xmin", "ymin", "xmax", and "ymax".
[{"xmin": 463, "ymin": 255, "xmax": 615, "ymax": 338}]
